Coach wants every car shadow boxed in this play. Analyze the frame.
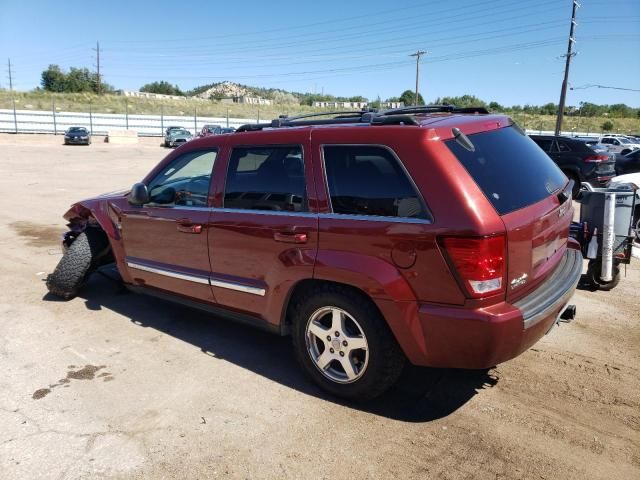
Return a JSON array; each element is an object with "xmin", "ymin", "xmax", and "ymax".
[
  {"xmin": 577, "ymin": 273, "xmax": 598, "ymax": 291},
  {"xmin": 42, "ymin": 268, "xmax": 498, "ymax": 422}
]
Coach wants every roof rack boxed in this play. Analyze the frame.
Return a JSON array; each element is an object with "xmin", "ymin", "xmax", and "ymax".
[
  {"xmin": 379, "ymin": 104, "xmax": 489, "ymax": 115},
  {"xmin": 235, "ymin": 104, "xmax": 489, "ymax": 132}
]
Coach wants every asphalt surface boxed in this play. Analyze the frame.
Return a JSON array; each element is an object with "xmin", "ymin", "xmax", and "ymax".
[{"xmin": 0, "ymin": 135, "xmax": 638, "ymax": 479}]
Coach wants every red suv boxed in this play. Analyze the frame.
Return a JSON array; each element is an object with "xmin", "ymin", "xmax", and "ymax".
[{"xmin": 47, "ymin": 106, "xmax": 583, "ymax": 400}]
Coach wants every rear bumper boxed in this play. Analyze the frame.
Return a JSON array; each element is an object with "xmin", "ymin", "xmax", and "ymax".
[{"xmin": 408, "ymin": 248, "xmax": 583, "ymax": 368}]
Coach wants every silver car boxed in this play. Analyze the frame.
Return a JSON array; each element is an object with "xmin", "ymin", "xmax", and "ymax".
[{"xmin": 165, "ymin": 128, "xmax": 192, "ymax": 148}]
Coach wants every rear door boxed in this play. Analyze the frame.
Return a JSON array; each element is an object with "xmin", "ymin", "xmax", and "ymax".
[
  {"xmin": 445, "ymin": 126, "xmax": 572, "ymax": 301},
  {"xmin": 208, "ymin": 131, "xmax": 318, "ymax": 327}
]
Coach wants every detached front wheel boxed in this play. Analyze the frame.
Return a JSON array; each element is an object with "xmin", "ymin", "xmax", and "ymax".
[
  {"xmin": 46, "ymin": 228, "xmax": 109, "ymax": 299},
  {"xmin": 291, "ymin": 286, "xmax": 405, "ymax": 401}
]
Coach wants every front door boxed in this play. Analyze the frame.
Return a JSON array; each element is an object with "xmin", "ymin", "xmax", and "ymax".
[
  {"xmin": 121, "ymin": 148, "xmax": 218, "ymax": 302},
  {"xmin": 208, "ymin": 137, "xmax": 318, "ymax": 328}
]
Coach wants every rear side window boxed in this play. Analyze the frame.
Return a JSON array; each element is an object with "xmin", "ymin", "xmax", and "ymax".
[
  {"xmin": 533, "ymin": 138, "xmax": 552, "ymax": 151},
  {"xmin": 323, "ymin": 145, "xmax": 429, "ymax": 220},
  {"xmin": 445, "ymin": 126, "xmax": 567, "ymax": 215},
  {"xmin": 556, "ymin": 141, "xmax": 572, "ymax": 152},
  {"xmin": 224, "ymin": 146, "xmax": 306, "ymax": 212}
]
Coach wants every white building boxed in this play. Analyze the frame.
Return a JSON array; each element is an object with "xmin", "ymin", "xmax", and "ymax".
[
  {"xmin": 221, "ymin": 96, "xmax": 273, "ymax": 105},
  {"xmin": 313, "ymin": 101, "xmax": 369, "ymax": 109},
  {"xmin": 116, "ymin": 90, "xmax": 189, "ymax": 101},
  {"xmin": 381, "ymin": 101, "xmax": 404, "ymax": 109}
]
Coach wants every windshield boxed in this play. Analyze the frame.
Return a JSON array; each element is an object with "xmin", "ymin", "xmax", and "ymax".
[
  {"xmin": 69, "ymin": 127, "xmax": 87, "ymax": 133},
  {"xmin": 173, "ymin": 130, "xmax": 190, "ymax": 135}
]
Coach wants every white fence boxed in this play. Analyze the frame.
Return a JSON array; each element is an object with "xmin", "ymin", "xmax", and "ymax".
[
  {"xmin": 0, "ymin": 108, "xmax": 605, "ymax": 139},
  {"xmin": 0, "ymin": 108, "xmax": 261, "ymax": 137}
]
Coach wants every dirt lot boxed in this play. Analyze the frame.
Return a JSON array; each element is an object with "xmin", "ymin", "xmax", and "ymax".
[{"xmin": 0, "ymin": 134, "xmax": 638, "ymax": 479}]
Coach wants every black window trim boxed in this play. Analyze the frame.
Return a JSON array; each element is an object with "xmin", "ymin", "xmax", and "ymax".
[
  {"xmin": 320, "ymin": 143, "xmax": 434, "ymax": 224},
  {"xmin": 222, "ymin": 143, "xmax": 309, "ymax": 213},
  {"xmin": 145, "ymin": 147, "xmax": 219, "ymax": 209}
]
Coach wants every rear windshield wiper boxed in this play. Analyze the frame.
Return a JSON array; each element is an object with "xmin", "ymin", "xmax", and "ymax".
[{"xmin": 452, "ymin": 127, "xmax": 475, "ymax": 152}]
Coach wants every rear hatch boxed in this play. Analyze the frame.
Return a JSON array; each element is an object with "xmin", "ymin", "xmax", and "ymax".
[{"xmin": 445, "ymin": 125, "xmax": 572, "ymax": 301}]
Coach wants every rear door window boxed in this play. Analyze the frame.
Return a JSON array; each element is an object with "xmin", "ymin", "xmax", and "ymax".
[
  {"xmin": 445, "ymin": 126, "xmax": 567, "ymax": 215},
  {"xmin": 224, "ymin": 146, "xmax": 306, "ymax": 212},
  {"xmin": 556, "ymin": 141, "xmax": 572, "ymax": 152},
  {"xmin": 533, "ymin": 138, "xmax": 553, "ymax": 151},
  {"xmin": 322, "ymin": 145, "xmax": 429, "ymax": 220}
]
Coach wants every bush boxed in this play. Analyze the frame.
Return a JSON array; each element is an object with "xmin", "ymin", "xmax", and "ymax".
[{"xmin": 601, "ymin": 120, "xmax": 614, "ymax": 132}]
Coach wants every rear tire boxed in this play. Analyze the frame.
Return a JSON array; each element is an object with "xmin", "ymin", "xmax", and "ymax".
[
  {"xmin": 587, "ymin": 260, "xmax": 620, "ymax": 291},
  {"xmin": 291, "ymin": 285, "xmax": 405, "ymax": 401},
  {"xmin": 46, "ymin": 229, "xmax": 109, "ymax": 299}
]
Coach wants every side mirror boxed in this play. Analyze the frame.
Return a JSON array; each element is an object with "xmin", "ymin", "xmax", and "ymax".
[{"xmin": 128, "ymin": 182, "xmax": 149, "ymax": 205}]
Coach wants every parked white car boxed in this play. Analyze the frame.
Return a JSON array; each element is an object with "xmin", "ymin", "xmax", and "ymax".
[{"xmin": 597, "ymin": 136, "xmax": 640, "ymax": 155}]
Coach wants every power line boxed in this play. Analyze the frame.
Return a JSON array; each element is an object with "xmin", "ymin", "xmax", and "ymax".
[
  {"xmin": 571, "ymin": 84, "xmax": 640, "ymax": 93},
  {"xmin": 555, "ymin": 0, "xmax": 579, "ymax": 136}
]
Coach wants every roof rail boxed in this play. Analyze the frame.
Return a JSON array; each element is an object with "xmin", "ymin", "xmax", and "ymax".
[
  {"xmin": 380, "ymin": 104, "xmax": 489, "ymax": 115},
  {"xmin": 234, "ymin": 104, "xmax": 489, "ymax": 132}
]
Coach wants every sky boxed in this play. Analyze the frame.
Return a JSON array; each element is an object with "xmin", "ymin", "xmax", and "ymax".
[{"xmin": 0, "ymin": 0, "xmax": 639, "ymax": 107}]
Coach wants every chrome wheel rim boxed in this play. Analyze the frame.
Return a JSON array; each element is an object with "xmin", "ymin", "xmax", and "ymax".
[{"xmin": 305, "ymin": 306, "xmax": 369, "ymax": 384}]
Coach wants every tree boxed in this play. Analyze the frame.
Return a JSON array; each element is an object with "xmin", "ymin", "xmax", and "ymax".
[
  {"xmin": 435, "ymin": 95, "xmax": 486, "ymax": 107},
  {"xmin": 601, "ymin": 120, "xmax": 614, "ymax": 132},
  {"xmin": 40, "ymin": 64, "xmax": 112, "ymax": 93},
  {"xmin": 540, "ymin": 102, "xmax": 557, "ymax": 116},
  {"xmin": 488, "ymin": 101, "xmax": 504, "ymax": 111},
  {"xmin": 40, "ymin": 65, "xmax": 67, "ymax": 92},
  {"xmin": 140, "ymin": 81, "xmax": 184, "ymax": 96},
  {"xmin": 399, "ymin": 89, "xmax": 424, "ymax": 106}
]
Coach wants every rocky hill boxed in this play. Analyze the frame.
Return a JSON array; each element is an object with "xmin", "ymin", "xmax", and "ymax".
[{"xmin": 192, "ymin": 81, "xmax": 252, "ymax": 100}]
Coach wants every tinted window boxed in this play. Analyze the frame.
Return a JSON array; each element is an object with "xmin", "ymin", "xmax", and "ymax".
[
  {"xmin": 224, "ymin": 146, "xmax": 306, "ymax": 212},
  {"xmin": 445, "ymin": 126, "xmax": 567, "ymax": 215},
  {"xmin": 557, "ymin": 141, "xmax": 572, "ymax": 152},
  {"xmin": 323, "ymin": 145, "xmax": 428, "ymax": 219},
  {"xmin": 533, "ymin": 138, "xmax": 552, "ymax": 151},
  {"xmin": 147, "ymin": 150, "xmax": 217, "ymax": 206}
]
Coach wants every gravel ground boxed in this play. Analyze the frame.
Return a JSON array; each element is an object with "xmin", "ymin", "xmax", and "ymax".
[{"xmin": 0, "ymin": 135, "xmax": 638, "ymax": 480}]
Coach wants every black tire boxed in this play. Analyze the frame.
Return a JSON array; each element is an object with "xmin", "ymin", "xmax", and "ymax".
[
  {"xmin": 46, "ymin": 228, "xmax": 109, "ymax": 299},
  {"xmin": 586, "ymin": 259, "xmax": 620, "ymax": 291},
  {"xmin": 566, "ymin": 172, "xmax": 581, "ymax": 199},
  {"xmin": 291, "ymin": 284, "xmax": 406, "ymax": 401}
]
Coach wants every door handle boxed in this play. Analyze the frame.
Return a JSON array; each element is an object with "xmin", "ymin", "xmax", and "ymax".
[
  {"xmin": 274, "ymin": 231, "xmax": 308, "ymax": 244},
  {"xmin": 177, "ymin": 222, "xmax": 203, "ymax": 234}
]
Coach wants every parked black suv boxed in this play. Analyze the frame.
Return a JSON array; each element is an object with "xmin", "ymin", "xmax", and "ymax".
[{"xmin": 530, "ymin": 135, "xmax": 616, "ymax": 197}]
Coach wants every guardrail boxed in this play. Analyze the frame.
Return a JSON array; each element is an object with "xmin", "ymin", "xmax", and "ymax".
[{"xmin": 0, "ymin": 108, "xmax": 260, "ymax": 137}]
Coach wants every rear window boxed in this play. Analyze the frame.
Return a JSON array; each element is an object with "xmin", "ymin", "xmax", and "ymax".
[{"xmin": 446, "ymin": 126, "xmax": 567, "ymax": 215}]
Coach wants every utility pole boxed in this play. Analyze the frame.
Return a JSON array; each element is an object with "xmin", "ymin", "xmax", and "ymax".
[
  {"xmin": 554, "ymin": 0, "xmax": 579, "ymax": 136},
  {"xmin": 409, "ymin": 50, "xmax": 427, "ymax": 106},
  {"xmin": 93, "ymin": 41, "xmax": 102, "ymax": 95},
  {"xmin": 7, "ymin": 58, "xmax": 13, "ymax": 90}
]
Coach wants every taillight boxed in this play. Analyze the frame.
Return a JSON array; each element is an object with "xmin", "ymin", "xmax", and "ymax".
[
  {"xmin": 441, "ymin": 235, "xmax": 506, "ymax": 298},
  {"xmin": 585, "ymin": 155, "xmax": 609, "ymax": 163}
]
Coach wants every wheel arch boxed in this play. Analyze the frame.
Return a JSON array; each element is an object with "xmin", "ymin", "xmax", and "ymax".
[{"xmin": 281, "ymin": 274, "xmax": 427, "ymax": 365}]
